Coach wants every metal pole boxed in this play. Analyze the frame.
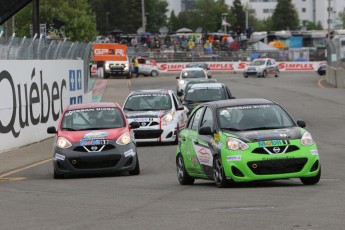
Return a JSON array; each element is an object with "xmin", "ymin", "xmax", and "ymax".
[
  {"xmin": 327, "ymin": 0, "xmax": 331, "ymax": 40},
  {"xmin": 142, "ymin": 0, "xmax": 146, "ymax": 32},
  {"xmin": 32, "ymin": 0, "xmax": 40, "ymax": 37}
]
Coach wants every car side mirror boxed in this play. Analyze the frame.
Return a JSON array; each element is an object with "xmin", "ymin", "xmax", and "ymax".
[
  {"xmin": 176, "ymin": 76, "xmax": 180, "ymax": 79},
  {"xmin": 207, "ymin": 75, "xmax": 212, "ymax": 79},
  {"xmin": 198, "ymin": 126, "xmax": 213, "ymax": 135},
  {"xmin": 230, "ymin": 96, "xmax": 236, "ymax": 99},
  {"xmin": 296, "ymin": 120, "xmax": 306, "ymax": 128},
  {"xmin": 177, "ymin": 91, "xmax": 183, "ymax": 97},
  {"xmin": 177, "ymin": 105, "xmax": 184, "ymax": 111},
  {"xmin": 130, "ymin": 122, "xmax": 140, "ymax": 129},
  {"xmin": 47, "ymin": 126, "xmax": 57, "ymax": 134}
]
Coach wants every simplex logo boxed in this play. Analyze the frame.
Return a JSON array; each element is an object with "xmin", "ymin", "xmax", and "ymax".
[{"xmin": 0, "ymin": 68, "xmax": 67, "ymax": 138}]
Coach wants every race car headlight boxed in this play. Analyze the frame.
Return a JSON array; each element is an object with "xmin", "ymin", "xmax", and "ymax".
[
  {"xmin": 178, "ymin": 80, "xmax": 185, "ymax": 85},
  {"xmin": 301, "ymin": 131, "xmax": 314, "ymax": 146},
  {"xmin": 56, "ymin": 137, "xmax": 72, "ymax": 149},
  {"xmin": 116, "ymin": 132, "xmax": 131, "ymax": 145},
  {"xmin": 226, "ymin": 137, "xmax": 249, "ymax": 151},
  {"xmin": 162, "ymin": 113, "xmax": 173, "ymax": 122}
]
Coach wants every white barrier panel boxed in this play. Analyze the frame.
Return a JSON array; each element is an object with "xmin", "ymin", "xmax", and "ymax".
[
  {"xmin": 158, "ymin": 61, "xmax": 324, "ymax": 73},
  {"xmin": 0, "ymin": 60, "xmax": 89, "ymax": 153}
]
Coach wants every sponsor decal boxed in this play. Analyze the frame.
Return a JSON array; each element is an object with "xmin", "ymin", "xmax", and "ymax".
[
  {"xmin": 258, "ymin": 140, "xmax": 282, "ymax": 147},
  {"xmin": 0, "ymin": 68, "xmax": 67, "ymax": 138},
  {"xmin": 193, "ymin": 145, "xmax": 213, "ymax": 166},
  {"xmin": 54, "ymin": 153, "xmax": 65, "ymax": 161},
  {"xmin": 262, "ymin": 156, "xmax": 294, "ymax": 161},
  {"xmin": 83, "ymin": 131, "xmax": 109, "ymax": 139},
  {"xmin": 227, "ymin": 155, "xmax": 241, "ymax": 161},
  {"xmin": 124, "ymin": 149, "xmax": 135, "ymax": 157},
  {"xmin": 257, "ymin": 133, "xmax": 288, "ymax": 139},
  {"xmin": 80, "ymin": 139, "xmax": 109, "ymax": 146},
  {"xmin": 192, "ymin": 157, "xmax": 199, "ymax": 166},
  {"xmin": 310, "ymin": 150, "xmax": 319, "ymax": 155}
]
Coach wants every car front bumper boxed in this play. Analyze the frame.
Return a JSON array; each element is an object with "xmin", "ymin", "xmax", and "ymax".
[
  {"xmin": 221, "ymin": 142, "xmax": 320, "ymax": 182},
  {"xmin": 53, "ymin": 141, "xmax": 137, "ymax": 175}
]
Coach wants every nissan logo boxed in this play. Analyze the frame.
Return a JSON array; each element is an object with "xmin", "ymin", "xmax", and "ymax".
[
  {"xmin": 91, "ymin": 146, "xmax": 98, "ymax": 151},
  {"xmin": 273, "ymin": 147, "xmax": 280, "ymax": 153}
]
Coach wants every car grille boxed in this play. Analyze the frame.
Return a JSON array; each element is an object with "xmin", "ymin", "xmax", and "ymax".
[
  {"xmin": 73, "ymin": 144, "xmax": 115, "ymax": 152},
  {"xmin": 69, "ymin": 155, "xmax": 120, "ymax": 169},
  {"xmin": 134, "ymin": 129, "xmax": 163, "ymax": 139},
  {"xmin": 252, "ymin": 145, "xmax": 299, "ymax": 154},
  {"xmin": 139, "ymin": 121, "xmax": 159, "ymax": 127},
  {"xmin": 247, "ymin": 158, "xmax": 308, "ymax": 175}
]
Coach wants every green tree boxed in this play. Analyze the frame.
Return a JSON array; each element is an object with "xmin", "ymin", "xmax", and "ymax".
[
  {"xmin": 271, "ymin": 0, "xmax": 299, "ymax": 31},
  {"xmin": 168, "ymin": 10, "xmax": 179, "ymax": 32},
  {"xmin": 230, "ymin": 0, "xmax": 246, "ymax": 32},
  {"xmin": 15, "ymin": 0, "xmax": 97, "ymax": 42},
  {"xmin": 302, "ymin": 20, "xmax": 323, "ymax": 30},
  {"xmin": 89, "ymin": 0, "xmax": 168, "ymax": 34}
]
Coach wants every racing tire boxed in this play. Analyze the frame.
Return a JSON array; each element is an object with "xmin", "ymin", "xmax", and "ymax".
[
  {"xmin": 151, "ymin": 70, "xmax": 158, "ymax": 77},
  {"xmin": 127, "ymin": 72, "xmax": 132, "ymax": 79},
  {"xmin": 129, "ymin": 155, "xmax": 140, "ymax": 175},
  {"xmin": 53, "ymin": 168, "xmax": 64, "ymax": 179},
  {"xmin": 176, "ymin": 154, "xmax": 195, "ymax": 185},
  {"xmin": 300, "ymin": 168, "xmax": 321, "ymax": 185},
  {"xmin": 213, "ymin": 155, "xmax": 229, "ymax": 188},
  {"xmin": 262, "ymin": 70, "xmax": 267, "ymax": 78},
  {"xmin": 104, "ymin": 73, "xmax": 110, "ymax": 79}
]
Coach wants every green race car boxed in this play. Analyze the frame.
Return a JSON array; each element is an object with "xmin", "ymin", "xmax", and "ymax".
[{"xmin": 176, "ymin": 98, "xmax": 321, "ymax": 188}]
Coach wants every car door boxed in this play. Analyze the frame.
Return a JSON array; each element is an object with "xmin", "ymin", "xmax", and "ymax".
[
  {"xmin": 138, "ymin": 58, "xmax": 147, "ymax": 74},
  {"xmin": 266, "ymin": 59, "xmax": 274, "ymax": 75},
  {"xmin": 172, "ymin": 92, "xmax": 188, "ymax": 129},
  {"xmin": 182, "ymin": 107, "xmax": 205, "ymax": 175},
  {"xmin": 194, "ymin": 107, "xmax": 215, "ymax": 178}
]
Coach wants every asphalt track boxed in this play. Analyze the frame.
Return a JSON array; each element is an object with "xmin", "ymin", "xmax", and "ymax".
[{"xmin": 1, "ymin": 72, "xmax": 345, "ymax": 230}]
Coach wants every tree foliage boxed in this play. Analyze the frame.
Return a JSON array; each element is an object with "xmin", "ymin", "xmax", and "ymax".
[
  {"xmin": 15, "ymin": 0, "xmax": 97, "ymax": 42},
  {"xmin": 230, "ymin": 0, "xmax": 245, "ymax": 32},
  {"xmin": 271, "ymin": 0, "xmax": 299, "ymax": 31},
  {"xmin": 89, "ymin": 0, "xmax": 168, "ymax": 34}
]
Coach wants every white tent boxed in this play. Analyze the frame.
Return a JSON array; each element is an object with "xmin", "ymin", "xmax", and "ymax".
[
  {"xmin": 176, "ymin": 28, "xmax": 193, "ymax": 33},
  {"xmin": 252, "ymin": 41, "xmax": 279, "ymax": 51}
]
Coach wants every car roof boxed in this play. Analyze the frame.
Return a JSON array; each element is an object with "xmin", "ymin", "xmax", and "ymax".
[
  {"xmin": 202, "ymin": 98, "xmax": 275, "ymax": 108},
  {"xmin": 189, "ymin": 83, "xmax": 224, "ymax": 89},
  {"xmin": 66, "ymin": 102, "xmax": 119, "ymax": 110},
  {"xmin": 181, "ymin": 67, "xmax": 205, "ymax": 71},
  {"xmin": 130, "ymin": 89, "xmax": 171, "ymax": 95}
]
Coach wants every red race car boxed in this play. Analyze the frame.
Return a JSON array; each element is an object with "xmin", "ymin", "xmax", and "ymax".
[{"xmin": 47, "ymin": 102, "xmax": 140, "ymax": 179}]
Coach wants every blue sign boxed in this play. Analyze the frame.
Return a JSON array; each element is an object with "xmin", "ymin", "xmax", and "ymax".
[
  {"xmin": 70, "ymin": 97, "xmax": 76, "ymax": 104},
  {"xmin": 69, "ymin": 70, "xmax": 76, "ymax": 91},
  {"xmin": 77, "ymin": 70, "xmax": 82, "ymax": 90},
  {"xmin": 289, "ymin": 36, "xmax": 302, "ymax": 48},
  {"xmin": 77, "ymin": 95, "xmax": 83, "ymax": 104}
]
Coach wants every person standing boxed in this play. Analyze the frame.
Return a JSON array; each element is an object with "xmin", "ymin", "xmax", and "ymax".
[
  {"xmin": 96, "ymin": 61, "xmax": 104, "ymax": 78},
  {"xmin": 133, "ymin": 57, "xmax": 139, "ymax": 78}
]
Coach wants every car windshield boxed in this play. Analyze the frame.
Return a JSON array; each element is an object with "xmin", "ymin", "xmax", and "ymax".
[
  {"xmin": 217, "ymin": 104, "xmax": 295, "ymax": 131},
  {"xmin": 250, "ymin": 60, "xmax": 266, "ymax": 66},
  {"xmin": 187, "ymin": 63, "xmax": 206, "ymax": 69},
  {"xmin": 184, "ymin": 87, "xmax": 226, "ymax": 102},
  {"xmin": 181, "ymin": 70, "xmax": 206, "ymax": 79},
  {"xmin": 61, "ymin": 107, "xmax": 125, "ymax": 131},
  {"xmin": 123, "ymin": 93, "xmax": 172, "ymax": 111}
]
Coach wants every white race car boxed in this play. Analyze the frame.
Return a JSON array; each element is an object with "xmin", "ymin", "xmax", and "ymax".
[{"xmin": 123, "ymin": 89, "xmax": 188, "ymax": 144}]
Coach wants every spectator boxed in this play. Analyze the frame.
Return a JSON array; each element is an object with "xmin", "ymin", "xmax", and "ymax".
[
  {"xmin": 146, "ymin": 36, "xmax": 151, "ymax": 48},
  {"xmin": 230, "ymin": 38, "xmax": 240, "ymax": 51},
  {"xmin": 181, "ymin": 39, "xmax": 188, "ymax": 51},
  {"xmin": 187, "ymin": 39, "xmax": 195, "ymax": 51},
  {"xmin": 133, "ymin": 57, "xmax": 139, "ymax": 78},
  {"xmin": 131, "ymin": 37, "xmax": 138, "ymax": 48},
  {"xmin": 165, "ymin": 34, "xmax": 171, "ymax": 48}
]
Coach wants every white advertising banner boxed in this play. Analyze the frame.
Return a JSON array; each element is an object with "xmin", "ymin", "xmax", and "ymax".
[
  {"xmin": 0, "ymin": 60, "xmax": 88, "ymax": 152},
  {"xmin": 157, "ymin": 61, "xmax": 324, "ymax": 73}
]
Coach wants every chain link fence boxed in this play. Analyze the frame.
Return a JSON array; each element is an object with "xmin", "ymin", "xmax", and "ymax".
[{"xmin": 0, "ymin": 32, "xmax": 92, "ymax": 92}]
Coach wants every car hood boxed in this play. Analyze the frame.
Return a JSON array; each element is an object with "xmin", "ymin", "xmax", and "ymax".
[
  {"xmin": 125, "ymin": 110, "xmax": 171, "ymax": 118},
  {"xmin": 59, "ymin": 128, "xmax": 128, "ymax": 142},
  {"xmin": 224, "ymin": 127, "xmax": 303, "ymax": 142}
]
